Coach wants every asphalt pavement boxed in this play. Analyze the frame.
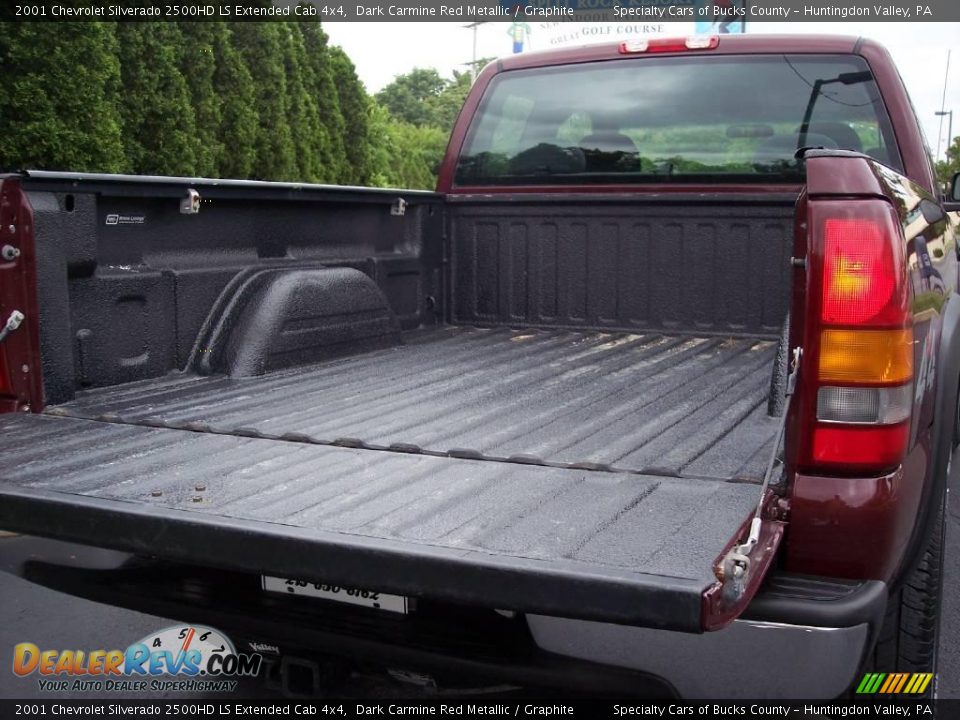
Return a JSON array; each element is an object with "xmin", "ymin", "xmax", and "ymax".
[{"xmin": 3, "ymin": 445, "xmax": 960, "ymax": 700}]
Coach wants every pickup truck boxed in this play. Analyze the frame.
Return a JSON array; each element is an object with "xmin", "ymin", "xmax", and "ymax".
[{"xmin": 2, "ymin": 34, "xmax": 959, "ymax": 699}]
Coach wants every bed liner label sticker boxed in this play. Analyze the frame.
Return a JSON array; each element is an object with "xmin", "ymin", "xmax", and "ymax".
[{"xmin": 105, "ymin": 213, "xmax": 145, "ymax": 226}]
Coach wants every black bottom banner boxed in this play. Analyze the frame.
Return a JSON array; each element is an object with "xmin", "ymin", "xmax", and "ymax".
[{"xmin": 0, "ymin": 699, "xmax": 952, "ymax": 719}]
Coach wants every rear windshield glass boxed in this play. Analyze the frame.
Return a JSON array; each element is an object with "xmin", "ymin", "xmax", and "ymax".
[{"xmin": 454, "ymin": 54, "xmax": 902, "ymax": 186}]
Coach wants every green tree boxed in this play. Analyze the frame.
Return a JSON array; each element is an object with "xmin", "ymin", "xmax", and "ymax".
[
  {"xmin": 209, "ymin": 24, "xmax": 258, "ymax": 179},
  {"xmin": 329, "ymin": 46, "xmax": 371, "ymax": 184},
  {"xmin": 299, "ymin": 20, "xmax": 346, "ymax": 184},
  {"xmin": 231, "ymin": 22, "xmax": 297, "ymax": 181},
  {"xmin": 429, "ymin": 69, "xmax": 473, "ymax": 130},
  {"xmin": 367, "ymin": 102, "xmax": 448, "ymax": 190},
  {"xmin": 281, "ymin": 23, "xmax": 325, "ymax": 183},
  {"xmin": 375, "ymin": 68, "xmax": 447, "ymax": 127},
  {"xmin": 0, "ymin": 22, "xmax": 126, "ymax": 173},
  {"xmin": 116, "ymin": 23, "xmax": 199, "ymax": 176},
  {"xmin": 178, "ymin": 23, "xmax": 223, "ymax": 177},
  {"xmin": 375, "ymin": 67, "xmax": 474, "ymax": 131},
  {"xmin": 936, "ymin": 135, "xmax": 959, "ymax": 193}
]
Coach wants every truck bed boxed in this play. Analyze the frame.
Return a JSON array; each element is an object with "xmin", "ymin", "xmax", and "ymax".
[
  {"xmin": 0, "ymin": 327, "xmax": 779, "ymax": 631},
  {"xmin": 44, "ymin": 326, "xmax": 781, "ymax": 479},
  {"xmin": 0, "ymin": 173, "xmax": 794, "ymax": 632}
]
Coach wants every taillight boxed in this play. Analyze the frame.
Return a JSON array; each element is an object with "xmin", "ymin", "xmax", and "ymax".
[
  {"xmin": 822, "ymin": 218, "xmax": 906, "ymax": 325},
  {"xmin": 800, "ymin": 199, "xmax": 912, "ymax": 474}
]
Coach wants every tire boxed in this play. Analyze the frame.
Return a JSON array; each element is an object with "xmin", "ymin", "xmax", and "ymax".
[
  {"xmin": 953, "ymin": 382, "xmax": 960, "ymax": 448},
  {"xmin": 866, "ymin": 453, "xmax": 948, "ymax": 688}
]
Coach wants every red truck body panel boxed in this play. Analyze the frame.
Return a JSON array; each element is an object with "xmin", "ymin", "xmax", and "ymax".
[{"xmin": 0, "ymin": 178, "xmax": 43, "ymax": 414}]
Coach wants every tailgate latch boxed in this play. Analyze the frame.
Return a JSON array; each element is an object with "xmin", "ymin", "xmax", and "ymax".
[{"xmin": 720, "ymin": 347, "xmax": 802, "ymax": 603}]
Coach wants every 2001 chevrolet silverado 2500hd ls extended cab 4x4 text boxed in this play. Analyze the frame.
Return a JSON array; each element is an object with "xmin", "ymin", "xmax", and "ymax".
[{"xmin": 1, "ymin": 34, "xmax": 959, "ymax": 699}]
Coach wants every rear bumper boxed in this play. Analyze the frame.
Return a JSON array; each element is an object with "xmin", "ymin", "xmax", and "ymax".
[
  {"xmin": 1, "ymin": 537, "xmax": 886, "ymax": 699},
  {"xmin": 529, "ymin": 616, "xmax": 869, "ymax": 699},
  {"xmin": 531, "ymin": 573, "xmax": 887, "ymax": 699}
]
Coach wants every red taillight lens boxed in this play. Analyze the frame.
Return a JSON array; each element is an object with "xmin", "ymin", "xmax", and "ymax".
[
  {"xmin": 822, "ymin": 218, "xmax": 905, "ymax": 326},
  {"xmin": 798, "ymin": 199, "xmax": 913, "ymax": 476},
  {"xmin": 811, "ymin": 423, "xmax": 910, "ymax": 470}
]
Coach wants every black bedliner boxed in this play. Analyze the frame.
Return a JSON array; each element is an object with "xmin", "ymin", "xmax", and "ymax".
[
  {"xmin": 0, "ymin": 410, "xmax": 762, "ymax": 631},
  {"xmin": 0, "ymin": 327, "xmax": 783, "ymax": 631},
  {"xmin": 47, "ymin": 327, "xmax": 780, "ymax": 479}
]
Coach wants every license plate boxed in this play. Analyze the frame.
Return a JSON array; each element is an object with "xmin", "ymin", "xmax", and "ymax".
[{"xmin": 261, "ymin": 576, "xmax": 409, "ymax": 614}]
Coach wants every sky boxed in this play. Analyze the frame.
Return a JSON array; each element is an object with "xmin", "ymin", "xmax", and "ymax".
[{"xmin": 324, "ymin": 21, "xmax": 960, "ymax": 161}]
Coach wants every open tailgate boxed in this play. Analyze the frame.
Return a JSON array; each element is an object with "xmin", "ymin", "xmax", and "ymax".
[{"xmin": 0, "ymin": 413, "xmax": 783, "ymax": 632}]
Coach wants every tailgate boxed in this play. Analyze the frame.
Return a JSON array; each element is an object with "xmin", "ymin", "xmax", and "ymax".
[{"xmin": 0, "ymin": 413, "xmax": 783, "ymax": 632}]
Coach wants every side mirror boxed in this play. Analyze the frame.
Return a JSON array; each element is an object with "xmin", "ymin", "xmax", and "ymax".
[
  {"xmin": 944, "ymin": 172, "xmax": 960, "ymax": 213},
  {"xmin": 919, "ymin": 198, "xmax": 946, "ymax": 225}
]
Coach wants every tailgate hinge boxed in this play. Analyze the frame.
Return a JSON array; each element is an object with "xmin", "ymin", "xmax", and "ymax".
[{"xmin": 720, "ymin": 346, "xmax": 801, "ymax": 603}]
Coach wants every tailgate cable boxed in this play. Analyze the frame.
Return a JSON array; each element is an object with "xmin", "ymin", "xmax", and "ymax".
[
  {"xmin": 722, "ymin": 346, "xmax": 801, "ymax": 600},
  {"xmin": 0, "ymin": 310, "xmax": 24, "ymax": 343}
]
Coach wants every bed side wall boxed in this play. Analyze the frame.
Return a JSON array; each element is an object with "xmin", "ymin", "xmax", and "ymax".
[{"xmin": 27, "ymin": 183, "xmax": 445, "ymax": 404}]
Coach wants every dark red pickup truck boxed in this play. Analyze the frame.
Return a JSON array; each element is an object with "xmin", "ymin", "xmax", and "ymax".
[{"xmin": 2, "ymin": 35, "xmax": 959, "ymax": 698}]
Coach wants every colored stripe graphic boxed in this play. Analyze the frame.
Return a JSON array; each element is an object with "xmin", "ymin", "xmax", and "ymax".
[
  {"xmin": 881, "ymin": 673, "xmax": 901, "ymax": 693},
  {"xmin": 906, "ymin": 673, "xmax": 933, "ymax": 693},
  {"xmin": 893, "ymin": 673, "xmax": 910, "ymax": 693},
  {"xmin": 858, "ymin": 672, "xmax": 933, "ymax": 694}
]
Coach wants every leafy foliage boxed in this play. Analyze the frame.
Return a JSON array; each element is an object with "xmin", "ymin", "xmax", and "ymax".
[
  {"xmin": 178, "ymin": 23, "xmax": 225, "ymax": 177},
  {"xmin": 299, "ymin": 21, "xmax": 347, "ymax": 184},
  {"xmin": 210, "ymin": 23, "xmax": 258, "ymax": 179},
  {"xmin": 230, "ymin": 22, "xmax": 297, "ymax": 181},
  {"xmin": 328, "ymin": 46, "xmax": 371, "ymax": 184},
  {"xmin": 0, "ymin": 21, "xmax": 466, "ymax": 189},
  {"xmin": 0, "ymin": 22, "xmax": 126, "ymax": 173},
  {"xmin": 375, "ymin": 68, "xmax": 472, "ymax": 130},
  {"xmin": 935, "ymin": 135, "xmax": 959, "ymax": 192},
  {"xmin": 367, "ymin": 103, "xmax": 448, "ymax": 190},
  {"xmin": 116, "ymin": 23, "xmax": 200, "ymax": 176}
]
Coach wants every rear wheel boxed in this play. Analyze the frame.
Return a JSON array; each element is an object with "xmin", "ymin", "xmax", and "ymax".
[
  {"xmin": 867, "ymin": 438, "xmax": 951, "ymax": 689},
  {"xmin": 870, "ymin": 499, "xmax": 944, "ymax": 675}
]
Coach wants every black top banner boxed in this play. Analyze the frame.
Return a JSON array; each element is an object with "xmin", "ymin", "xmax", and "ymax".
[{"xmin": 3, "ymin": 0, "xmax": 960, "ymax": 22}]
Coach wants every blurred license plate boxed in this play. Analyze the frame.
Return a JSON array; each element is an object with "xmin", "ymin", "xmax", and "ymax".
[{"xmin": 261, "ymin": 576, "xmax": 408, "ymax": 614}]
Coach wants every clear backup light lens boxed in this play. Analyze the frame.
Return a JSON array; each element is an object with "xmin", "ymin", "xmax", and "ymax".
[
  {"xmin": 619, "ymin": 40, "xmax": 650, "ymax": 54},
  {"xmin": 816, "ymin": 385, "xmax": 912, "ymax": 425},
  {"xmin": 685, "ymin": 36, "xmax": 719, "ymax": 50}
]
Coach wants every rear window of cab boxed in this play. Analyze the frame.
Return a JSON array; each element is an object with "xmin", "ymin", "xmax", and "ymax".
[{"xmin": 454, "ymin": 54, "xmax": 903, "ymax": 186}]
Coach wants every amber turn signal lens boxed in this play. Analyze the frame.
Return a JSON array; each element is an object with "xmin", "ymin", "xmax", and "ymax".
[{"xmin": 818, "ymin": 328, "xmax": 913, "ymax": 384}]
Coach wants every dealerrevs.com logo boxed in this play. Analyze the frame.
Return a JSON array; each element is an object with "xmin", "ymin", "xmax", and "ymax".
[{"xmin": 12, "ymin": 625, "xmax": 263, "ymax": 693}]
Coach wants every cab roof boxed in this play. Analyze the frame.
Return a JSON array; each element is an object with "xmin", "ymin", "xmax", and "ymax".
[{"xmin": 494, "ymin": 34, "xmax": 873, "ymax": 73}]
